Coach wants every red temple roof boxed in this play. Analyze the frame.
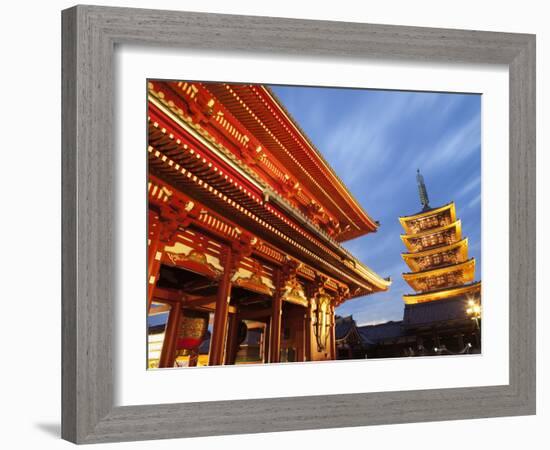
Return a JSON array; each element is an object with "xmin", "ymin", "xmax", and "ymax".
[
  {"xmin": 147, "ymin": 80, "xmax": 391, "ymax": 296},
  {"xmin": 202, "ymin": 83, "xmax": 378, "ymax": 241}
]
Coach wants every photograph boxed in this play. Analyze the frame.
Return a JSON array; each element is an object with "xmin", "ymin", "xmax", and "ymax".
[
  {"xmin": 146, "ymin": 80, "xmax": 482, "ymax": 368},
  {"xmin": 0, "ymin": 1, "xmax": 541, "ymax": 447}
]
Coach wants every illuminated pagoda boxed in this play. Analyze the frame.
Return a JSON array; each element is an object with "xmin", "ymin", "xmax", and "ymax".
[
  {"xmin": 146, "ymin": 80, "xmax": 391, "ymax": 368},
  {"xmin": 397, "ymin": 170, "xmax": 481, "ymax": 354}
]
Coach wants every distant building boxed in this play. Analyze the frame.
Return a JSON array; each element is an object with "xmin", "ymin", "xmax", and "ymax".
[
  {"xmin": 335, "ymin": 315, "xmax": 370, "ymax": 359},
  {"xmin": 359, "ymin": 321, "xmax": 412, "ymax": 358},
  {"xmin": 335, "ymin": 316, "xmax": 421, "ymax": 359}
]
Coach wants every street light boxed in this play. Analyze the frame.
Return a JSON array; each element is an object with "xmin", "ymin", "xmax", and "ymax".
[{"xmin": 466, "ymin": 296, "xmax": 481, "ymax": 329}]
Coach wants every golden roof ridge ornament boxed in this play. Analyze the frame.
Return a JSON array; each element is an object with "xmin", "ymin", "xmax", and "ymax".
[{"xmin": 416, "ymin": 169, "xmax": 430, "ymax": 211}]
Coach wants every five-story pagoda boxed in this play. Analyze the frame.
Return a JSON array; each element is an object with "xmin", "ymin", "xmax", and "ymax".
[{"xmin": 398, "ymin": 170, "xmax": 481, "ymax": 353}]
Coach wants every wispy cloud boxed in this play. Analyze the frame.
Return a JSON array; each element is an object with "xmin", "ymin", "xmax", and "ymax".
[
  {"xmin": 466, "ymin": 193, "xmax": 481, "ymax": 209},
  {"xmin": 420, "ymin": 113, "xmax": 481, "ymax": 173},
  {"xmin": 456, "ymin": 175, "xmax": 481, "ymax": 199},
  {"xmin": 321, "ymin": 92, "xmax": 456, "ymax": 189}
]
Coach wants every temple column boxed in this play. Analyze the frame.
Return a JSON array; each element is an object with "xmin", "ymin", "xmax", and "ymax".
[
  {"xmin": 258, "ymin": 328, "xmax": 264, "ymax": 362},
  {"xmin": 263, "ymin": 320, "xmax": 270, "ymax": 363},
  {"xmin": 209, "ymin": 248, "xmax": 233, "ymax": 366},
  {"xmin": 289, "ymin": 308, "xmax": 305, "ymax": 362},
  {"xmin": 147, "ymin": 211, "xmax": 164, "ymax": 312},
  {"xmin": 297, "ymin": 312, "xmax": 307, "ymax": 362},
  {"xmin": 159, "ymin": 303, "xmax": 182, "ymax": 368},
  {"xmin": 224, "ymin": 312, "xmax": 240, "ymax": 365},
  {"xmin": 269, "ymin": 271, "xmax": 283, "ymax": 363},
  {"xmin": 305, "ymin": 298, "xmax": 312, "ymax": 361}
]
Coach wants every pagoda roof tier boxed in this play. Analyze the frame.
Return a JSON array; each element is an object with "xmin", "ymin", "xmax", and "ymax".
[
  {"xmin": 147, "ymin": 126, "xmax": 391, "ymax": 296},
  {"xmin": 402, "ymin": 259, "xmax": 476, "ymax": 291},
  {"xmin": 403, "ymin": 281, "xmax": 481, "ymax": 305},
  {"xmin": 401, "ymin": 239, "xmax": 469, "ymax": 272},
  {"xmin": 400, "ymin": 220, "xmax": 462, "ymax": 252},
  {"xmin": 399, "ymin": 202, "xmax": 456, "ymax": 234},
  {"xmin": 149, "ymin": 80, "xmax": 379, "ymax": 241}
]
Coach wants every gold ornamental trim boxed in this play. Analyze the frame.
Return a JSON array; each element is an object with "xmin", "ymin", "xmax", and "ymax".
[
  {"xmin": 403, "ymin": 258, "xmax": 476, "ymax": 281},
  {"xmin": 403, "ymin": 281, "xmax": 481, "ymax": 304},
  {"xmin": 399, "ymin": 202, "xmax": 456, "ymax": 232},
  {"xmin": 402, "ymin": 239, "xmax": 469, "ymax": 271},
  {"xmin": 281, "ymin": 277, "xmax": 308, "ymax": 307}
]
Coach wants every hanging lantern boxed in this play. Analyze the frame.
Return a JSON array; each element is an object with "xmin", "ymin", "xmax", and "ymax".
[
  {"xmin": 313, "ymin": 293, "xmax": 331, "ymax": 352},
  {"xmin": 176, "ymin": 309, "xmax": 209, "ymax": 351}
]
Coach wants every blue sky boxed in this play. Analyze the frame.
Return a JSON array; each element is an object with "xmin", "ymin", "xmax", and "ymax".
[{"xmin": 270, "ymin": 85, "xmax": 482, "ymax": 326}]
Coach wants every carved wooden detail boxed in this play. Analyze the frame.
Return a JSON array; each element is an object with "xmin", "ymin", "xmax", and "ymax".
[
  {"xmin": 163, "ymin": 232, "xmax": 222, "ymax": 279},
  {"xmin": 232, "ymin": 259, "xmax": 274, "ymax": 296},
  {"xmin": 279, "ymin": 258, "xmax": 308, "ymax": 307}
]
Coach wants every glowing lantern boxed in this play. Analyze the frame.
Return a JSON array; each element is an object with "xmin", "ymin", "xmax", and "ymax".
[{"xmin": 176, "ymin": 309, "xmax": 209, "ymax": 351}]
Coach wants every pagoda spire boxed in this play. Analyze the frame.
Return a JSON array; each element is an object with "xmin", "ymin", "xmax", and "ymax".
[{"xmin": 416, "ymin": 169, "xmax": 430, "ymax": 211}]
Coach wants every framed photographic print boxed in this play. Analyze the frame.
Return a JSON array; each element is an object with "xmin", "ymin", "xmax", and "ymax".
[{"xmin": 62, "ymin": 5, "xmax": 536, "ymax": 444}]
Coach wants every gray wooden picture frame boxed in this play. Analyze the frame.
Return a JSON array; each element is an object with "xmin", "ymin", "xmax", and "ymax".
[{"xmin": 61, "ymin": 5, "xmax": 536, "ymax": 444}]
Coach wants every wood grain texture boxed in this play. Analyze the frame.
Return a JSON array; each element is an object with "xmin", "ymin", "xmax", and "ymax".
[
  {"xmin": 61, "ymin": 7, "xmax": 77, "ymax": 443},
  {"xmin": 61, "ymin": 5, "xmax": 536, "ymax": 444}
]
